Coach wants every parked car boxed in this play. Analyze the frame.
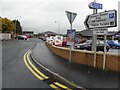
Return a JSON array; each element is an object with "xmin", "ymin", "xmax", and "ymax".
[
  {"xmin": 15, "ymin": 35, "xmax": 28, "ymax": 40},
  {"xmin": 107, "ymin": 40, "xmax": 120, "ymax": 48},
  {"xmin": 62, "ymin": 37, "xmax": 67, "ymax": 46},
  {"xmin": 75, "ymin": 40, "xmax": 110, "ymax": 52},
  {"xmin": 49, "ymin": 36, "xmax": 55, "ymax": 44}
]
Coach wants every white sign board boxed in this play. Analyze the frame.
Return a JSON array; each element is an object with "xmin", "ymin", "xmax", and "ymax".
[
  {"xmin": 93, "ymin": 28, "xmax": 108, "ymax": 35},
  {"xmin": 85, "ymin": 10, "xmax": 117, "ymax": 29}
]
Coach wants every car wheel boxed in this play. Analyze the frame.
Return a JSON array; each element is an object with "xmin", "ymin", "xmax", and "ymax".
[{"xmin": 106, "ymin": 49, "xmax": 109, "ymax": 52}]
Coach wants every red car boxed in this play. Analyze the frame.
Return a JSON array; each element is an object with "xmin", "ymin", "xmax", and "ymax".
[{"xmin": 62, "ymin": 37, "xmax": 67, "ymax": 46}]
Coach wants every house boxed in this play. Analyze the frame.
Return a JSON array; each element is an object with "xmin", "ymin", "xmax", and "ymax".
[
  {"xmin": 38, "ymin": 31, "xmax": 57, "ymax": 37},
  {"xmin": 75, "ymin": 29, "xmax": 118, "ymax": 43},
  {"xmin": 22, "ymin": 31, "xmax": 34, "ymax": 38}
]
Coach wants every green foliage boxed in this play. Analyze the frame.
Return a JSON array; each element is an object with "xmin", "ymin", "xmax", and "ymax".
[{"xmin": 2, "ymin": 18, "xmax": 14, "ymax": 33}]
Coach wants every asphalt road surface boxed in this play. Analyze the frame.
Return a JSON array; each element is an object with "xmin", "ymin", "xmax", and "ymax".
[
  {"xmin": 2, "ymin": 38, "xmax": 120, "ymax": 89},
  {"xmin": 2, "ymin": 39, "xmax": 51, "ymax": 88}
]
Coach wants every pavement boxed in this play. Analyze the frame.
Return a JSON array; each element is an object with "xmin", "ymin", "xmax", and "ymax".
[{"xmin": 32, "ymin": 40, "xmax": 120, "ymax": 89}]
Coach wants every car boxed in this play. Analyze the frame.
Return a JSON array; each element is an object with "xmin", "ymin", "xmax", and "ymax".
[
  {"xmin": 107, "ymin": 40, "xmax": 120, "ymax": 48},
  {"xmin": 54, "ymin": 35, "xmax": 63, "ymax": 46},
  {"xmin": 15, "ymin": 35, "xmax": 28, "ymax": 40},
  {"xmin": 62, "ymin": 37, "xmax": 67, "ymax": 46},
  {"xmin": 75, "ymin": 40, "xmax": 110, "ymax": 52}
]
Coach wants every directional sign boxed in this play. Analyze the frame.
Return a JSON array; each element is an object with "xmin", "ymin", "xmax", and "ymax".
[
  {"xmin": 84, "ymin": 10, "xmax": 117, "ymax": 29},
  {"xmin": 65, "ymin": 11, "xmax": 77, "ymax": 24},
  {"xmin": 89, "ymin": 2, "xmax": 103, "ymax": 9},
  {"xmin": 93, "ymin": 28, "xmax": 108, "ymax": 35}
]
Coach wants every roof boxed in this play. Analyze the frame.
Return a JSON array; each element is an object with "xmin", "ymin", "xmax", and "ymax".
[
  {"xmin": 41, "ymin": 31, "xmax": 57, "ymax": 35},
  {"xmin": 76, "ymin": 29, "xmax": 118, "ymax": 37},
  {"xmin": 76, "ymin": 29, "xmax": 93, "ymax": 37}
]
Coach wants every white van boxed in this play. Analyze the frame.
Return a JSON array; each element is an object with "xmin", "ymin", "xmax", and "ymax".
[
  {"xmin": 49, "ymin": 36, "xmax": 55, "ymax": 44},
  {"xmin": 54, "ymin": 35, "xmax": 63, "ymax": 46}
]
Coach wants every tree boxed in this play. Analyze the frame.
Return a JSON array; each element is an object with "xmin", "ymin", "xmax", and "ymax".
[
  {"xmin": 2, "ymin": 18, "xmax": 14, "ymax": 33},
  {"xmin": 13, "ymin": 20, "xmax": 22, "ymax": 34}
]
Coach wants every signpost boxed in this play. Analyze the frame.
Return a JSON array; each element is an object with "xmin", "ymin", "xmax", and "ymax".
[
  {"xmin": 65, "ymin": 11, "xmax": 77, "ymax": 63},
  {"xmin": 66, "ymin": 29, "xmax": 76, "ymax": 63},
  {"xmin": 89, "ymin": 2, "xmax": 103, "ymax": 9},
  {"xmin": 65, "ymin": 11, "xmax": 77, "ymax": 29},
  {"xmin": 93, "ymin": 28, "xmax": 108, "ymax": 35},
  {"xmin": 84, "ymin": 10, "xmax": 117, "ymax": 29},
  {"xmin": 84, "ymin": 1, "xmax": 117, "ymax": 70}
]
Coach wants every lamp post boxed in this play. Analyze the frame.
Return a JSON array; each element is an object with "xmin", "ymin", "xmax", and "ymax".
[{"xmin": 55, "ymin": 21, "xmax": 60, "ymax": 34}]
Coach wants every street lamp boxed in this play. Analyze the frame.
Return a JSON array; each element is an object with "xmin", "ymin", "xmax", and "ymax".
[{"xmin": 55, "ymin": 21, "xmax": 60, "ymax": 34}]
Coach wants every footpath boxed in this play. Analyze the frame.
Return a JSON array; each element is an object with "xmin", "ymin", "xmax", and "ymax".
[{"xmin": 32, "ymin": 42, "xmax": 119, "ymax": 88}]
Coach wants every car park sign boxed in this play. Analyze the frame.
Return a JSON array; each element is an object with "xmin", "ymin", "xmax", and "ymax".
[
  {"xmin": 84, "ymin": 10, "xmax": 117, "ymax": 29},
  {"xmin": 89, "ymin": 2, "xmax": 103, "ymax": 9},
  {"xmin": 93, "ymin": 28, "xmax": 108, "ymax": 35}
]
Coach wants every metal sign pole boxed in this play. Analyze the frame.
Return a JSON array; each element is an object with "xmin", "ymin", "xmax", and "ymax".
[
  {"xmin": 103, "ymin": 34, "xmax": 107, "ymax": 70},
  {"xmin": 93, "ymin": 34, "xmax": 97, "ymax": 67},
  {"xmin": 65, "ymin": 11, "xmax": 77, "ymax": 63},
  {"xmin": 93, "ymin": 0, "xmax": 97, "ymax": 67},
  {"xmin": 69, "ymin": 21, "xmax": 72, "ymax": 63}
]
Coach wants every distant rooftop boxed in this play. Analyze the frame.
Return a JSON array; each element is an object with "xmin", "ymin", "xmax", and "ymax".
[{"xmin": 76, "ymin": 29, "xmax": 118, "ymax": 36}]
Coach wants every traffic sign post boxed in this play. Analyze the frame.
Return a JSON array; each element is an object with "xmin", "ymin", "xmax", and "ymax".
[
  {"xmin": 84, "ymin": 10, "xmax": 117, "ymax": 29},
  {"xmin": 65, "ymin": 11, "xmax": 77, "ymax": 63},
  {"xmin": 89, "ymin": 2, "xmax": 103, "ymax": 9},
  {"xmin": 103, "ymin": 34, "xmax": 107, "ymax": 70},
  {"xmin": 84, "ymin": 1, "xmax": 117, "ymax": 69},
  {"xmin": 93, "ymin": 28, "xmax": 108, "ymax": 35}
]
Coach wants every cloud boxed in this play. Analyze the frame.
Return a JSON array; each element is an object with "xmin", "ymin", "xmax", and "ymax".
[{"xmin": 1, "ymin": 0, "xmax": 119, "ymax": 33}]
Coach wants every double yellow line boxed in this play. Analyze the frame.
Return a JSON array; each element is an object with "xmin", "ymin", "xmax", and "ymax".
[{"xmin": 23, "ymin": 50, "xmax": 72, "ymax": 90}]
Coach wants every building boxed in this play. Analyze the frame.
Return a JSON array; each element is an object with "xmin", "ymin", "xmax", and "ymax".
[
  {"xmin": 75, "ymin": 29, "xmax": 118, "ymax": 43},
  {"xmin": 22, "ymin": 31, "xmax": 34, "ymax": 38},
  {"xmin": 38, "ymin": 31, "xmax": 57, "ymax": 37}
]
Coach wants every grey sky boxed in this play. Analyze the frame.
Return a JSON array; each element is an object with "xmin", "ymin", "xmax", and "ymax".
[{"xmin": 1, "ymin": 0, "xmax": 120, "ymax": 34}]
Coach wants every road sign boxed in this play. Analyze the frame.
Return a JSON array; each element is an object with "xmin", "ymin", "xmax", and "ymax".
[
  {"xmin": 89, "ymin": 2, "xmax": 103, "ymax": 9},
  {"xmin": 93, "ymin": 28, "xmax": 108, "ymax": 35},
  {"xmin": 84, "ymin": 10, "xmax": 117, "ymax": 29},
  {"xmin": 65, "ymin": 11, "xmax": 77, "ymax": 24},
  {"xmin": 66, "ymin": 29, "xmax": 76, "ymax": 46}
]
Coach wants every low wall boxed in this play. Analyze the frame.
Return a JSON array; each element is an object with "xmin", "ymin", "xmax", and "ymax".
[
  {"xmin": 45, "ymin": 42, "xmax": 120, "ymax": 72},
  {"xmin": 0, "ymin": 33, "xmax": 11, "ymax": 40}
]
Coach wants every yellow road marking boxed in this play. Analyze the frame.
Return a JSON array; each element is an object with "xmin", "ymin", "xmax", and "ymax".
[
  {"xmin": 50, "ymin": 84, "xmax": 61, "ymax": 90},
  {"xmin": 24, "ymin": 50, "xmax": 72, "ymax": 90},
  {"xmin": 54, "ymin": 82, "xmax": 72, "ymax": 90},
  {"xmin": 23, "ymin": 51, "xmax": 44, "ymax": 81},
  {"xmin": 27, "ymin": 51, "xmax": 49, "ymax": 79}
]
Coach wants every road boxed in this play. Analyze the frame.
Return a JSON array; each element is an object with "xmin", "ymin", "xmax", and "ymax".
[
  {"xmin": 2, "ymin": 38, "xmax": 120, "ymax": 89},
  {"xmin": 2, "ymin": 39, "xmax": 51, "ymax": 88}
]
